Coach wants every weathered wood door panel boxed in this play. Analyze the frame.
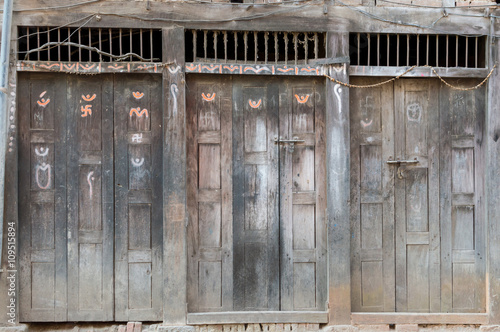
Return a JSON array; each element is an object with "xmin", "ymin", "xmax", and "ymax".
[
  {"xmin": 114, "ymin": 75, "xmax": 163, "ymax": 321},
  {"xmin": 439, "ymin": 81, "xmax": 486, "ymax": 313},
  {"xmin": 67, "ymin": 75, "xmax": 114, "ymax": 321},
  {"xmin": 19, "ymin": 73, "xmax": 68, "ymax": 322},
  {"xmin": 350, "ymin": 78, "xmax": 486, "ymax": 313},
  {"xmin": 20, "ymin": 74, "xmax": 164, "ymax": 322},
  {"xmin": 187, "ymin": 76, "xmax": 234, "ymax": 312},
  {"xmin": 187, "ymin": 76, "xmax": 326, "ymax": 312}
]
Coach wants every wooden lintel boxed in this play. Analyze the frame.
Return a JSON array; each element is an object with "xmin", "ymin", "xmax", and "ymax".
[
  {"xmin": 187, "ymin": 311, "xmax": 328, "ymax": 324},
  {"xmin": 185, "ymin": 63, "xmax": 326, "ymax": 76},
  {"xmin": 11, "ymin": 3, "xmax": 493, "ymax": 36},
  {"xmin": 17, "ymin": 61, "xmax": 164, "ymax": 74},
  {"xmin": 351, "ymin": 313, "xmax": 489, "ymax": 325},
  {"xmin": 350, "ymin": 66, "xmax": 490, "ymax": 78}
]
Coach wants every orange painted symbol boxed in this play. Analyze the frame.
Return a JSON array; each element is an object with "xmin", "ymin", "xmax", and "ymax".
[
  {"xmin": 294, "ymin": 94, "xmax": 310, "ymax": 104},
  {"xmin": 81, "ymin": 105, "xmax": 92, "ymax": 117},
  {"xmin": 201, "ymin": 93, "xmax": 216, "ymax": 102},
  {"xmin": 130, "ymin": 107, "xmax": 149, "ymax": 118},
  {"xmin": 82, "ymin": 94, "xmax": 96, "ymax": 102},
  {"xmin": 37, "ymin": 91, "xmax": 51, "ymax": 107},
  {"xmin": 133, "ymin": 92, "xmax": 144, "ymax": 100},
  {"xmin": 248, "ymin": 99, "xmax": 262, "ymax": 109}
]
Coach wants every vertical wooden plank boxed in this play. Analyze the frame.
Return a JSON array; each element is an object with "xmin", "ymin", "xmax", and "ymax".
[
  {"xmin": 440, "ymin": 82, "xmax": 453, "ymax": 313},
  {"xmin": 163, "ymin": 27, "xmax": 186, "ymax": 325},
  {"xmin": 325, "ymin": 32, "xmax": 350, "ymax": 325},
  {"xmin": 487, "ymin": 35, "xmax": 500, "ymax": 324},
  {"xmin": 394, "ymin": 79, "xmax": 407, "ymax": 312}
]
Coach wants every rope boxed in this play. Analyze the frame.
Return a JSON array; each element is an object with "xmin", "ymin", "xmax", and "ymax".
[{"xmin": 325, "ymin": 63, "xmax": 497, "ymax": 90}]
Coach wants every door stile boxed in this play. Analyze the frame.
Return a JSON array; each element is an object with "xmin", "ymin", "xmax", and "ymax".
[{"xmin": 279, "ymin": 81, "xmax": 294, "ymax": 311}]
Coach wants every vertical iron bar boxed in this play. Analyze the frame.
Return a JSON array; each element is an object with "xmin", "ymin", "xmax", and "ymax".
[
  {"xmin": 37, "ymin": 27, "xmax": 40, "ymax": 60},
  {"xmin": 284, "ymin": 32, "xmax": 288, "ymax": 65},
  {"xmin": 109, "ymin": 29, "xmax": 112, "ymax": 62},
  {"xmin": 314, "ymin": 32, "xmax": 318, "ymax": 60},
  {"xmin": 357, "ymin": 33, "xmax": 360, "ymax": 65},
  {"xmin": 78, "ymin": 28, "xmax": 81, "ymax": 62},
  {"xmin": 68, "ymin": 28, "xmax": 72, "ymax": 61},
  {"xmin": 26, "ymin": 28, "xmax": 30, "ymax": 61},
  {"xmin": 475, "ymin": 36, "xmax": 478, "ymax": 68},
  {"xmin": 47, "ymin": 27, "xmax": 50, "ymax": 61},
  {"xmin": 88, "ymin": 28, "xmax": 91, "ymax": 61},
  {"xmin": 244, "ymin": 31, "xmax": 248, "ymax": 64},
  {"xmin": 367, "ymin": 33, "xmax": 370, "ymax": 66},
  {"xmin": 214, "ymin": 31, "xmax": 218, "ymax": 62},
  {"xmin": 140, "ymin": 28, "xmax": 143, "ymax": 59},
  {"xmin": 396, "ymin": 34, "xmax": 399, "ymax": 66},
  {"xmin": 150, "ymin": 29, "xmax": 153, "ymax": 62},
  {"xmin": 294, "ymin": 33, "xmax": 298, "ymax": 65},
  {"xmin": 427, "ymin": 35, "xmax": 429, "ymax": 66},
  {"xmin": 254, "ymin": 31, "xmax": 258, "ymax": 63},
  {"xmin": 193, "ymin": 30, "xmax": 197, "ymax": 62},
  {"xmin": 387, "ymin": 34, "xmax": 390, "ymax": 66},
  {"xmin": 119, "ymin": 28, "xmax": 123, "ymax": 62},
  {"xmin": 234, "ymin": 32, "xmax": 238, "ymax": 62},
  {"xmin": 264, "ymin": 32, "xmax": 269, "ymax": 64},
  {"xmin": 377, "ymin": 33, "xmax": 380, "ymax": 66},
  {"xmin": 129, "ymin": 28, "xmax": 132, "ymax": 61},
  {"xmin": 436, "ymin": 35, "xmax": 439, "ymax": 68},
  {"xmin": 224, "ymin": 31, "xmax": 228, "ymax": 63},
  {"xmin": 99, "ymin": 28, "xmax": 102, "ymax": 62},
  {"xmin": 58, "ymin": 28, "xmax": 61, "ymax": 61},
  {"xmin": 304, "ymin": 33, "xmax": 309, "ymax": 64},
  {"xmin": 456, "ymin": 35, "xmax": 459, "ymax": 67},
  {"xmin": 446, "ymin": 35, "xmax": 449, "ymax": 67},
  {"xmin": 406, "ymin": 34, "xmax": 409, "ymax": 66},
  {"xmin": 465, "ymin": 36, "xmax": 468, "ymax": 68},
  {"xmin": 275, "ymin": 32, "xmax": 279, "ymax": 64},
  {"xmin": 204, "ymin": 30, "xmax": 208, "ymax": 60},
  {"xmin": 417, "ymin": 35, "xmax": 419, "ymax": 66}
]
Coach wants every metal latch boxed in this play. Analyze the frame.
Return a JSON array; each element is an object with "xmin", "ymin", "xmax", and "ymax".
[
  {"xmin": 386, "ymin": 157, "xmax": 419, "ymax": 179},
  {"xmin": 274, "ymin": 136, "xmax": 305, "ymax": 153}
]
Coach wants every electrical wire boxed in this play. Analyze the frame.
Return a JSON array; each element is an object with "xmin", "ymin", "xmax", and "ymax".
[
  {"xmin": 12, "ymin": 0, "xmax": 103, "ymax": 12},
  {"xmin": 16, "ymin": 14, "xmax": 96, "ymax": 40},
  {"xmin": 378, "ymin": 0, "xmax": 497, "ymax": 8}
]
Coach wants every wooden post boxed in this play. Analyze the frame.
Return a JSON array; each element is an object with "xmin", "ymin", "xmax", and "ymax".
[
  {"xmin": 326, "ymin": 32, "xmax": 351, "ymax": 325},
  {"xmin": 163, "ymin": 27, "xmax": 187, "ymax": 325},
  {"xmin": 1, "ymin": 37, "xmax": 18, "ymax": 325},
  {"xmin": 487, "ymin": 33, "xmax": 500, "ymax": 324}
]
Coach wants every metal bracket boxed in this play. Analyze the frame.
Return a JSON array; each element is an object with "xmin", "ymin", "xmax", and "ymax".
[
  {"xmin": 386, "ymin": 157, "xmax": 419, "ymax": 179},
  {"xmin": 274, "ymin": 136, "xmax": 305, "ymax": 153}
]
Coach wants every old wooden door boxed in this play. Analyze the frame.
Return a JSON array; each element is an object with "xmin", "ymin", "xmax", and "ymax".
[
  {"xmin": 350, "ymin": 78, "xmax": 485, "ymax": 313},
  {"xmin": 20, "ymin": 74, "xmax": 162, "ymax": 322},
  {"xmin": 187, "ymin": 75, "xmax": 326, "ymax": 312}
]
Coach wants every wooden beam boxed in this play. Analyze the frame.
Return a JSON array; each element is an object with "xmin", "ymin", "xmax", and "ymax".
[
  {"xmin": 11, "ymin": 3, "xmax": 492, "ymax": 36},
  {"xmin": 487, "ymin": 28, "xmax": 500, "ymax": 325},
  {"xmin": 352, "ymin": 313, "xmax": 489, "ymax": 325},
  {"xmin": 325, "ymin": 31, "xmax": 350, "ymax": 326},
  {"xmin": 350, "ymin": 66, "xmax": 490, "ymax": 78},
  {"xmin": 162, "ymin": 26, "xmax": 187, "ymax": 325},
  {"xmin": 187, "ymin": 312, "xmax": 328, "ymax": 324}
]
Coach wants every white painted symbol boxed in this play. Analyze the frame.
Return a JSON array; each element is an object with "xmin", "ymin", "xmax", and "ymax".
[
  {"xmin": 168, "ymin": 65, "xmax": 182, "ymax": 74},
  {"xmin": 170, "ymin": 84, "xmax": 179, "ymax": 117},
  {"xmin": 35, "ymin": 162, "xmax": 51, "ymax": 189},
  {"xmin": 87, "ymin": 171, "xmax": 95, "ymax": 198},
  {"xmin": 132, "ymin": 133, "xmax": 143, "ymax": 143},
  {"xmin": 407, "ymin": 103, "xmax": 422, "ymax": 122},
  {"xmin": 334, "ymin": 84, "xmax": 342, "ymax": 114},
  {"xmin": 131, "ymin": 158, "xmax": 145, "ymax": 167},
  {"xmin": 361, "ymin": 96, "xmax": 375, "ymax": 128},
  {"xmin": 35, "ymin": 146, "xmax": 49, "ymax": 157}
]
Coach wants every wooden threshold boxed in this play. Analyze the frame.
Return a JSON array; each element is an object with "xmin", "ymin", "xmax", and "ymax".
[
  {"xmin": 187, "ymin": 311, "xmax": 328, "ymax": 324},
  {"xmin": 351, "ymin": 313, "xmax": 489, "ymax": 325}
]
